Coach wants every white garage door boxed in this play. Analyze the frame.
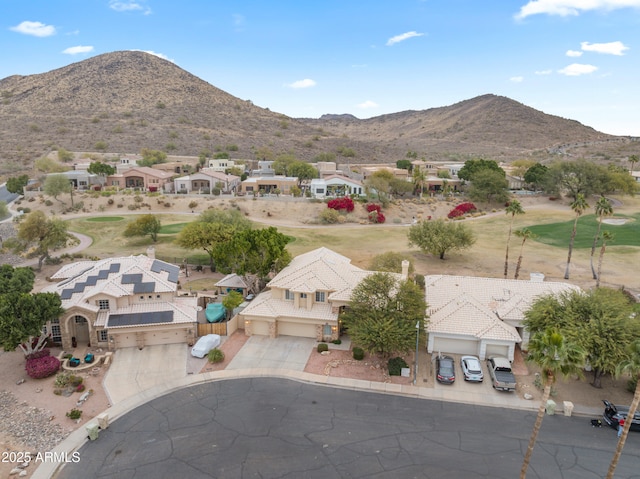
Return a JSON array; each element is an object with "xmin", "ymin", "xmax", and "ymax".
[
  {"xmin": 432, "ymin": 337, "xmax": 478, "ymax": 356},
  {"xmin": 114, "ymin": 333, "xmax": 137, "ymax": 349},
  {"xmin": 251, "ymin": 320, "xmax": 270, "ymax": 336},
  {"xmin": 143, "ymin": 329, "xmax": 188, "ymax": 347},
  {"xmin": 485, "ymin": 344, "xmax": 510, "ymax": 358},
  {"xmin": 277, "ymin": 321, "xmax": 316, "ymax": 339}
]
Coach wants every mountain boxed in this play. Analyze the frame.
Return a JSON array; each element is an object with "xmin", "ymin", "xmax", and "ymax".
[{"xmin": 0, "ymin": 50, "xmax": 632, "ymax": 176}]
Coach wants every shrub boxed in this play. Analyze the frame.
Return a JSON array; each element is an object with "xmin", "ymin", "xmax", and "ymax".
[
  {"xmin": 352, "ymin": 347, "xmax": 364, "ymax": 360},
  {"xmin": 66, "ymin": 408, "xmax": 82, "ymax": 420},
  {"xmin": 365, "ymin": 203, "xmax": 382, "ymax": 213},
  {"xmin": 207, "ymin": 348, "xmax": 225, "ymax": 363},
  {"xmin": 188, "ymin": 201, "xmax": 198, "ymax": 209},
  {"xmin": 25, "ymin": 355, "xmax": 60, "ymax": 379},
  {"xmin": 332, "ymin": 339, "xmax": 342, "ymax": 345},
  {"xmin": 76, "ymin": 384, "xmax": 86, "ymax": 393},
  {"xmin": 327, "ymin": 197, "xmax": 354, "ymax": 212},
  {"xmin": 319, "ymin": 208, "xmax": 341, "ymax": 224},
  {"xmin": 317, "ymin": 343, "xmax": 329, "ymax": 353},
  {"xmin": 45, "ymin": 200, "xmax": 53, "ymax": 206},
  {"xmin": 447, "ymin": 202, "xmax": 477, "ymax": 219},
  {"xmin": 388, "ymin": 357, "xmax": 409, "ymax": 376},
  {"xmin": 368, "ymin": 211, "xmax": 385, "ymax": 224},
  {"xmin": 26, "ymin": 348, "xmax": 50, "ymax": 360}
]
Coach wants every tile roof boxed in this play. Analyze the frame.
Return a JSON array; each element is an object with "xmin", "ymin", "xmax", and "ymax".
[
  {"xmin": 104, "ymin": 298, "xmax": 197, "ymax": 329},
  {"xmin": 240, "ymin": 291, "xmax": 338, "ymax": 322},
  {"xmin": 215, "ymin": 273, "xmax": 248, "ymax": 289}
]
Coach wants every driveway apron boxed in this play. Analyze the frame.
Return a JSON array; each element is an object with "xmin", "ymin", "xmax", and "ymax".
[{"xmin": 225, "ymin": 335, "xmax": 314, "ymax": 371}]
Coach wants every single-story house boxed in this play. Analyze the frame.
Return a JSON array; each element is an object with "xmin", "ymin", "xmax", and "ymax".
[
  {"xmin": 239, "ymin": 175, "xmax": 298, "ymax": 195},
  {"xmin": 239, "ymin": 247, "xmax": 408, "ymax": 341},
  {"xmin": 174, "ymin": 169, "xmax": 241, "ymax": 194},
  {"xmin": 309, "ymin": 175, "xmax": 365, "ymax": 198},
  {"xmin": 46, "ymin": 171, "xmax": 100, "ymax": 191},
  {"xmin": 106, "ymin": 166, "xmax": 174, "ymax": 192},
  {"xmin": 41, "ymin": 251, "xmax": 197, "ymax": 351},
  {"xmin": 424, "ymin": 274, "xmax": 581, "ymax": 361}
]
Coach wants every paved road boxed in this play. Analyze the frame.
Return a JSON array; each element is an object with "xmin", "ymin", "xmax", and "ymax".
[{"xmin": 55, "ymin": 378, "xmax": 639, "ymax": 479}]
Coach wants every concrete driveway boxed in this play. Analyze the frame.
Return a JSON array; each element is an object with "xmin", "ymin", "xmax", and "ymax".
[{"xmin": 226, "ymin": 335, "xmax": 315, "ymax": 371}]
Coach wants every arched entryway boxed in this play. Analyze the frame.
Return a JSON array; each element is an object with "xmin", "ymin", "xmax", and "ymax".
[{"xmin": 72, "ymin": 315, "xmax": 91, "ymax": 346}]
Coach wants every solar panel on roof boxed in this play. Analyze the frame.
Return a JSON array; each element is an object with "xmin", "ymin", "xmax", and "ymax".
[
  {"xmin": 151, "ymin": 260, "xmax": 179, "ymax": 283},
  {"xmin": 107, "ymin": 310, "xmax": 173, "ymax": 327},
  {"xmin": 133, "ymin": 282, "xmax": 155, "ymax": 294},
  {"xmin": 121, "ymin": 273, "xmax": 143, "ymax": 284},
  {"xmin": 85, "ymin": 276, "xmax": 98, "ymax": 286},
  {"xmin": 60, "ymin": 289, "xmax": 73, "ymax": 300},
  {"xmin": 110, "ymin": 263, "xmax": 121, "ymax": 273}
]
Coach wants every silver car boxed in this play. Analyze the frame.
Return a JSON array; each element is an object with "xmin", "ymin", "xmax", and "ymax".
[{"xmin": 461, "ymin": 355, "xmax": 484, "ymax": 382}]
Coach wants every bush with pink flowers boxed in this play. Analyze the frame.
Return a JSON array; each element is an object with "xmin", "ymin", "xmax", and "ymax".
[
  {"xmin": 25, "ymin": 355, "xmax": 61, "ymax": 379},
  {"xmin": 447, "ymin": 202, "xmax": 477, "ymax": 219},
  {"xmin": 368, "ymin": 211, "xmax": 386, "ymax": 223},
  {"xmin": 327, "ymin": 197, "xmax": 354, "ymax": 212}
]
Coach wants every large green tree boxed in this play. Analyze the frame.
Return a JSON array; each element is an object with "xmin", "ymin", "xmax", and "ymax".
[
  {"xmin": 218, "ymin": 227, "xmax": 291, "ymax": 278},
  {"xmin": 467, "ymin": 169, "xmax": 510, "ymax": 204},
  {"xmin": 44, "ymin": 174, "xmax": 72, "ymax": 204},
  {"xmin": 0, "ymin": 265, "xmax": 35, "ymax": 294},
  {"xmin": 590, "ymin": 196, "xmax": 613, "ymax": 280},
  {"xmin": 523, "ymin": 163, "xmax": 548, "ymax": 191},
  {"xmin": 520, "ymin": 329, "xmax": 585, "ymax": 479},
  {"xmin": 87, "ymin": 161, "xmax": 116, "ymax": 185},
  {"xmin": 504, "ymin": 200, "xmax": 524, "ymax": 278},
  {"xmin": 123, "ymin": 214, "xmax": 162, "ymax": 242},
  {"xmin": 175, "ymin": 221, "xmax": 235, "ymax": 271},
  {"xmin": 457, "ymin": 158, "xmax": 504, "ymax": 182},
  {"xmin": 6, "ymin": 175, "xmax": 29, "ymax": 195},
  {"xmin": 341, "ymin": 272, "xmax": 427, "ymax": 357},
  {"xmin": 408, "ymin": 219, "xmax": 476, "ymax": 260},
  {"xmin": 139, "ymin": 149, "xmax": 167, "ymax": 167},
  {"xmin": 369, "ymin": 251, "xmax": 415, "ymax": 275},
  {"xmin": 288, "ymin": 161, "xmax": 318, "ymax": 186},
  {"xmin": 564, "ymin": 193, "xmax": 589, "ymax": 279}
]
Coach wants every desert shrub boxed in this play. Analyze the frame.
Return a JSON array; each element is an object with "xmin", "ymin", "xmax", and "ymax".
[
  {"xmin": 188, "ymin": 201, "xmax": 198, "ymax": 209},
  {"xmin": 207, "ymin": 348, "xmax": 225, "ymax": 363},
  {"xmin": 45, "ymin": 200, "xmax": 53, "ymax": 206},
  {"xmin": 25, "ymin": 355, "xmax": 60, "ymax": 379},
  {"xmin": 164, "ymin": 202, "xmax": 172, "ymax": 207},
  {"xmin": 388, "ymin": 357, "xmax": 409, "ymax": 376},
  {"xmin": 327, "ymin": 197, "xmax": 354, "ymax": 212},
  {"xmin": 66, "ymin": 408, "xmax": 82, "ymax": 420},
  {"xmin": 319, "ymin": 208, "xmax": 341, "ymax": 224},
  {"xmin": 317, "ymin": 343, "xmax": 329, "ymax": 353},
  {"xmin": 352, "ymin": 347, "xmax": 364, "ymax": 360}
]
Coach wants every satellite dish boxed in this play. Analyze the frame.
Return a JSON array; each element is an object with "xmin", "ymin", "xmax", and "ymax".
[{"xmin": 196, "ymin": 306, "xmax": 203, "ymax": 312}]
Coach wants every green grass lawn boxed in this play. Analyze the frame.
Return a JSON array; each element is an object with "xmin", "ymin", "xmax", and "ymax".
[
  {"xmin": 84, "ymin": 216, "xmax": 125, "ymax": 222},
  {"xmin": 527, "ymin": 213, "xmax": 640, "ymax": 248}
]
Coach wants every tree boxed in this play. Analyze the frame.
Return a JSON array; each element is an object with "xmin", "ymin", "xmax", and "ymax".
[
  {"xmin": 175, "ymin": 221, "xmax": 234, "ymax": 271},
  {"xmin": 396, "ymin": 159, "xmax": 412, "ymax": 171},
  {"xmin": 369, "ymin": 252, "xmax": 415, "ymax": 276},
  {"xmin": 590, "ymin": 196, "xmax": 613, "ymax": 280},
  {"xmin": 467, "ymin": 169, "xmax": 510, "ymax": 204},
  {"xmin": 87, "ymin": 161, "xmax": 116, "ymax": 186},
  {"xmin": 596, "ymin": 231, "xmax": 613, "ymax": 288},
  {"xmin": 513, "ymin": 228, "xmax": 537, "ymax": 280},
  {"xmin": 6, "ymin": 175, "xmax": 29, "ymax": 195},
  {"xmin": 123, "ymin": 214, "xmax": 162, "ymax": 242},
  {"xmin": 272, "ymin": 154, "xmax": 297, "ymax": 175},
  {"xmin": 365, "ymin": 170, "xmax": 395, "ymax": 207},
  {"xmin": 629, "ymin": 154, "xmax": 639, "ymax": 174},
  {"xmin": 510, "ymin": 159, "xmax": 537, "ymax": 179},
  {"xmin": 607, "ymin": 339, "xmax": 640, "ymax": 479},
  {"xmin": 543, "ymin": 159, "xmax": 609, "ymax": 200},
  {"xmin": 57, "ymin": 147, "xmax": 74, "ymax": 162},
  {"xmin": 520, "ymin": 329, "xmax": 585, "ymax": 479},
  {"xmin": 504, "ymin": 200, "xmax": 524, "ymax": 278},
  {"xmin": 218, "ymin": 227, "xmax": 291, "ymax": 278},
  {"xmin": 341, "ymin": 272, "xmax": 427, "ymax": 357},
  {"xmin": 412, "ymin": 167, "xmax": 426, "ymax": 198},
  {"xmin": 408, "ymin": 219, "xmax": 476, "ymax": 260},
  {"xmin": 564, "ymin": 193, "xmax": 589, "ymax": 279},
  {"xmin": 44, "ymin": 174, "xmax": 72, "ymax": 204},
  {"xmin": 14, "ymin": 211, "xmax": 77, "ymax": 270},
  {"xmin": 0, "ymin": 265, "xmax": 35, "ymax": 294},
  {"xmin": 222, "ymin": 291, "xmax": 244, "ymax": 318},
  {"xmin": 457, "ymin": 158, "xmax": 504, "ymax": 182},
  {"xmin": 523, "ymin": 163, "xmax": 549, "ymax": 191},
  {"xmin": 139, "ymin": 149, "xmax": 167, "ymax": 167},
  {"xmin": 288, "ymin": 161, "xmax": 318, "ymax": 186},
  {"xmin": 0, "ymin": 291, "xmax": 64, "ymax": 356}
]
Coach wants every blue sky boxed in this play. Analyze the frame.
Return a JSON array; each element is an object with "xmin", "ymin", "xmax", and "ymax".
[{"xmin": 2, "ymin": 0, "xmax": 640, "ymax": 136}]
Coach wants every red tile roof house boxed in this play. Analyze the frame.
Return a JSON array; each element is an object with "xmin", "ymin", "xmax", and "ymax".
[
  {"xmin": 105, "ymin": 166, "xmax": 174, "ymax": 192},
  {"xmin": 41, "ymin": 252, "xmax": 197, "ymax": 351}
]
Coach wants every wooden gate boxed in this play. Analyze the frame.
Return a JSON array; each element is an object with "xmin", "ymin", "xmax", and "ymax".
[{"xmin": 197, "ymin": 322, "xmax": 227, "ymax": 337}]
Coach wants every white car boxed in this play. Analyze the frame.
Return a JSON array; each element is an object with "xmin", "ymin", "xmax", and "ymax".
[
  {"xmin": 461, "ymin": 355, "xmax": 484, "ymax": 382},
  {"xmin": 191, "ymin": 334, "xmax": 221, "ymax": 358}
]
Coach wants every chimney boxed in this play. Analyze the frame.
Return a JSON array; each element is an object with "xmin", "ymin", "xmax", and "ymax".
[
  {"xmin": 146, "ymin": 246, "xmax": 155, "ymax": 260},
  {"xmin": 401, "ymin": 260, "xmax": 409, "ymax": 280}
]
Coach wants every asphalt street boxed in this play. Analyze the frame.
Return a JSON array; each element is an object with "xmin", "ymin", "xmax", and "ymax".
[{"xmin": 55, "ymin": 378, "xmax": 639, "ymax": 479}]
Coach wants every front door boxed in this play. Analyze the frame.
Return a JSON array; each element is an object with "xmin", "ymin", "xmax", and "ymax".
[{"xmin": 74, "ymin": 316, "xmax": 90, "ymax": 344}]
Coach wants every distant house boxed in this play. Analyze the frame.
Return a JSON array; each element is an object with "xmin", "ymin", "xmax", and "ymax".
[
  {"xmin": 208, "ymin": 158, "xmax": 237, "ymax": 172},
  {"xmin": 309, "ymin": 175, "xmax": 365, "ymax": 198},
  {"xmin": 174, "ymin": 169, "xmax": 240, "ymax": 194},
  {"xmin": 42, "ymin": 252, "xmax": 197, "ymax": 351},
  {"xmin": 106, "ymin": 166, "xmax": 174, "ymax": 192},
  {"xmin": 239, "ymin": 175, "xmax": 298, "ymax": 195},
  {"xmin": 424, "ymin": 274, "xmax": 581, "ymax": 361},
  {"xmin": 47, "ymin": 171, "xmax": 100, "ymax": 191},
  {"xmin": 239, "ymin": 247, "xmax": 408, "ymax": 341}
]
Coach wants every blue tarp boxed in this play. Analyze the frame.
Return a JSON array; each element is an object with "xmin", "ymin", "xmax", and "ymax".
[{"xmin": 205, "ymin": 303, "xmax": 225, "ymax": 323}]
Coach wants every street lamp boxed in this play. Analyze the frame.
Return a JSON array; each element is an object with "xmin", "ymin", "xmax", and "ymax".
[{"xmin": 414, "ymin": 320, "xmax": 420, "ymax": 385}]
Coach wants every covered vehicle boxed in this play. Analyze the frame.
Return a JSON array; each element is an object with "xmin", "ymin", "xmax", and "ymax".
[
  {"xmin": 461, "ymin": 355, "xmax": 484, "ymax": 382},
  {"xmin": 205, "ymin": 302, "xmax": 226, "ymax": 323},
  {"xmin": 602, "ymin": 400, "xmax": 640, "ymax": 432},
  {"xmin": 436, "ymin": 355, "xmax": 455, "ymax": 384},
  {"xmin": 191, "ymin": 334, "xmax": 221, "ymax": 358}
]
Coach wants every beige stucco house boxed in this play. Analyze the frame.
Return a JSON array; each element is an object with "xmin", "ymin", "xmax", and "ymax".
[
  {"xmin": 106, "ymin": 166, "xmax": 174, "ymax": 192},
  {"xmin": 42, "ymin": 253, "xmax": 197, "ymax": 351},
  {"xmin": 239, "ymin": 247, "xmax": 407, "ymax": 341},
  {"xmin": 174, "ymin": 169, "xmax": 241, "ymax": 194}
]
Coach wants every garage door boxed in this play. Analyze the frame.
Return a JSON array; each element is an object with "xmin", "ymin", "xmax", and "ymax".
[
  {"xmin": 251, "ymin": 320, "xmax": 270, "ymax": 336},
  {"xmin": 277, "ymin": 321, "xmax": 316, "ymax": 338},
  {"xmin": 114, "ymin": 333, "xmax": 137, "ymax": 349},
  {"xmin": 432, "ymin": 337, "xmax": 478, "ymax": 356},
  {"xmin": 485, "ymin": 344, "xmax": 509, "ymax": 358},
  {"xmin": 143, "ymin": 329, "xmax": 188, "ymax": 346}
]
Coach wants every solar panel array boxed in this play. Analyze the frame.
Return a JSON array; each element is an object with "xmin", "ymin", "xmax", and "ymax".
[
  {"xmin": 108, "ymin": 310, "xmax": 174, "ymax": 327},
  {"xmin": 60, "ymin": 262, "xmax": 121, "ymax": 300},
  {"xmin": 151, "ymin": 260, "xmax": 180, "ymax": 283}
]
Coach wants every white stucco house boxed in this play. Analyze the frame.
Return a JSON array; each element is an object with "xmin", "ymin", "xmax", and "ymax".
[
  {"xmin": 424, "ymin": 274, "xmax": 581, "ymax": 361},
  {"xmin": 309, "ymin": 175, "xmax": 365, "ymax": 198}
]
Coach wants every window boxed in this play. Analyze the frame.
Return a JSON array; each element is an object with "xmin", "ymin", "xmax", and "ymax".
[
  {"xmin": 316, "ymin": 188, "xmax": 325, "ymax": 194},
  {"xmin": 97, "ymin": 299, "xmax": 110, "ymax": 310},
  {"xmin": 97, "ymin": 330, "xmax": 108, "ymax": 342},
  {"xmin": 315, "ymin": 291, "xmax": 326, "ymax": 303},
  {"xmin": 285, "ymin": 290, "xmax": 293, "ymax": 300},
  {"xmin": 300, "ymin": 293, "xmax": 307, "ymax": 299},
  {"xmin": 74, "ymin": 316, "xmax": 87, "ymax": 324},
  {"xmin": 51, "ymin": 324, "xmax": 61, "ymax": 343}
]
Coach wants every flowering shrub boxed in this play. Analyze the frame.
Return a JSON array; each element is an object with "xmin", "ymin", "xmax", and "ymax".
[
  {"xmin": 25, "ymin": 355, "xmax": 61, "ymax": 379},
  {"xmin": 447, "ymin": 202, "xmax": 477, "ymax": 219},
  {"xmin": 366, "ymin": 203, "xmax": 381, "ymax": 213},
  {"xmin": 368, "ymin": 211, "xmax": 386, "ymax": 223},
  {"xmin": 327, "ymin": 197, "xmax": 354, "ymax": 212},
  {"xmin": 26, "ymin": 348, "xmax": 50, "ymax": 360}
]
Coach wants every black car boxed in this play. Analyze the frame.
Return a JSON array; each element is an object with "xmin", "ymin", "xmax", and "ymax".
[
  {"xmin": 436, "ymin": 355, "xmax": 455, "ymax": 384},
  {"xmin": 602, "ymin": 400, "xmax": 640, "ymax": 431}
]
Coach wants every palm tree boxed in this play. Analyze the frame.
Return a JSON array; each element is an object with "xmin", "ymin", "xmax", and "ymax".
[
  {"xmin": 521, "ymin": 329, "xmax": 585, "ymax": 479},
  {"xmin": 606, "ymin": 340, "xmax": 640, "ymax": 479},
  {"xmin": 412, "ymin": 167, "xmax": 426, "ymax": 198},
  {"xmin": 504, "ymin": 200, "xmax": 525, "ymax": 278},
  {"xmin": 629, "ymin": 154, "xmax": 639, "ymax": 174},
  {"xmin": 596, "ymin": 230, "xmax": 614, "ymax": 288},
  {"xmin": 564, "ymin": 193, "xmax": 589, "ymax": 280},
  {"xmin": 513, "ymin": 228, "xmax": 537, "ymax": 280},
  {"xmin": 590, "ymin": 196, "xmax": 613, "ymax": 279}
]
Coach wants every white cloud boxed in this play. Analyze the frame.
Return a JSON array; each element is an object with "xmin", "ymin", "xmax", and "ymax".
[
  {"xmin": 357, "ymin": 100, "xmax": 379, "ymax": 109},
  {"xmin": 131, "ymin": 50, "xmax": 174, "ymax": 62},
  {"xmin": 558, "ymin": 63, "xmax": 598, "ymax": 76},
  {"xmin": 286, "ymin": 79, "xmax": 316, "ymax": 89},
  {"xmin": 566, "ymin": 50, "xmax": 583, "ymax": 57},
  {"xmin": 10, "ymin": 21, "xmax": 56, "ymax": 37},
  {"xmin": 515, "ymin": 0, "xmax": 640, "ymax": 19},
  {"xmin": 581, "ymin": 41, "xmax": 629, "ymax": 55},
  {"xmin": 386, "ymin": 31, "xmax": 424, "ymax": 46},
  {"xmin": 62, "ymin": 45, "xmax": 94, "ymax": 55},
  {"xmin": 109, "ymin": 1, "xmax": 151, "ymax": 14},
  {"xmin": 510, "ymin": 76, "xmax": 524, "ymax": 83},
  {"xmin": 535, "ymin": 69, "xmax": 553, "ymax": 75}
]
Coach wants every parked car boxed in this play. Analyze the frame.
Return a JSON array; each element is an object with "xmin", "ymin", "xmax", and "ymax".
[
  {"xmin": 602, "ymin": 400, "xmax": 640, "ymax": 432},
  {"xmin": 461, "ymin": 355, "xmax": 484, "ymax": 382},
  {"xmin": 436, "ymin": 355, "xmax": 455, "ymax": 384},
  {"xmin": 486, "ymin": 356, "xmax": 516, "ymax": 392},
  {"xmin": 191, "ymin": 334, "xmax": 221, "ymax": 358}
]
